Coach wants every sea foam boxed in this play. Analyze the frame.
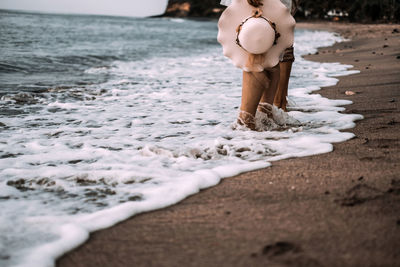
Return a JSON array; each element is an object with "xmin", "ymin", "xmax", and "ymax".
[{"xmin": 0, "ymin": 29, "xmax": 362, "ymax": 267}]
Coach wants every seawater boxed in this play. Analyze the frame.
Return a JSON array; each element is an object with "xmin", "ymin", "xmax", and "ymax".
[{"xmin": 0, "ymin": 10, "xmax": 362, "ymax": 267}]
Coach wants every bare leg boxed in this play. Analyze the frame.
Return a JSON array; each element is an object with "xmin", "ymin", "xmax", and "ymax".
[
  {"xmin": 274, "ymin": 61, "xmax": 293, "ymax": 112},
  {"xmin": 258, "ymin": 64, "xmax": 280, "ymax": 114},
  {"xmin": 238, "ymin": 70, "xmax": 269, "ymax": 130}
]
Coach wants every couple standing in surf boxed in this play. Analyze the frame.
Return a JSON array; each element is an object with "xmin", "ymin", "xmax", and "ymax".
[{"xmin": 218, "ymin": 0, "xmax": 299, "ymax": 130}]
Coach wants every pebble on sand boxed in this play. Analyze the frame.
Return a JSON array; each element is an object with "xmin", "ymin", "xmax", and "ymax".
[{"xmin": 345, "ymin": 91, "xmax": 356, "ymax": 96}]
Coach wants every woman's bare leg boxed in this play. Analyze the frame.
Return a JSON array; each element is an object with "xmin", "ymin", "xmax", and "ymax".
[
  {"xmin": 238, "ymin": 70, "xmax": 269, "ymax": 130},
  {"xmin": 259, "ymin": 64, "xmax": 280, "ymax": 114},
  {"xmin": 274, "ymin": 45, "xmax": 294, "ymax": 112},
  {"xmin": 275, "ymin": 62, "xmax": 292, "ymax": 110}
]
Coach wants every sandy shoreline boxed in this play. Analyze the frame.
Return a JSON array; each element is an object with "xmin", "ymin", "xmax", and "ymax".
[{"xmin": 58, "ymin": 23, "xmax": 400, "ymax": 267}]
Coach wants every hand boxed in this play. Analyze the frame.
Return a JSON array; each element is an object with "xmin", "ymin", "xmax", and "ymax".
[{"xmin": 247, "ymin": 0, "xmax": 263, "ymax": 8}]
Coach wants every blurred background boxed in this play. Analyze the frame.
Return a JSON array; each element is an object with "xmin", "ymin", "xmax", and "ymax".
[
  {"xmin": 0, "ymin": 0, "xmax": 399, "ymax": 22},
  {"xmin": 165, "ymin": 0, "xmax": 400, "ymax": 22},
  {"xmin": 0, "ymin": 0, "xmax": 168, "ymax": 17}
]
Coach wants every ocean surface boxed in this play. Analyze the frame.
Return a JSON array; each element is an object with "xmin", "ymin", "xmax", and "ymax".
[{"xmin": 0, "ymin": 10, "xmax": 362, "ymax": 267}]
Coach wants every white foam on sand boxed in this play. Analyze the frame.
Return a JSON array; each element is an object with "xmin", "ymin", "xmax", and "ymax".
[{"xmin": 0, "ymin": 29, "xmax": 363, "ymax": 267}]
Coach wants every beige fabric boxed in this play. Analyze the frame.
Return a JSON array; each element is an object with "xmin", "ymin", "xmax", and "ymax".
[
  {"xmin": 280, "ymin": 0, "xmax": 292, "ymax": 10},
  {"xmin": 218, "ymin": 0, "xmax": 295, "ymax": 72},
  {"xmin": 220, "ymin": 0, "xmax": 232, "ymax": 6}
]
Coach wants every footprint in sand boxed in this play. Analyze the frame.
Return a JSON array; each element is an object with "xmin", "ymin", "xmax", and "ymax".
[
  {"xmin": 259, "ymin": 241, "xmax": 322, "ymax": 267},
  {"xmin": 334, "ymin": 184, "xmax": 383, "ymax": 206},
  {"xmin": 262, "ymin": 242, "xmax": 302, "ymax": 257},
  {"xmin": 387, "ymin": 179, "xmax": 400, "ymax": 195}
]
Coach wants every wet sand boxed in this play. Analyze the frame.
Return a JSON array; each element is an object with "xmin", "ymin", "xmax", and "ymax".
[{"xmin": 58, "ymin": 23, "xmax": 400, "ymax": 267}]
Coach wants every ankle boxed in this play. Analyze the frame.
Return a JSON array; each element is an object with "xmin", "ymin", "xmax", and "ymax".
[
  {"xmin": 237, "ymin": 110, "xmax": 256, "ymax": 130},
  {"xmin": 258, "ymin": 102, "xmax": 273, "ymax": 116}
]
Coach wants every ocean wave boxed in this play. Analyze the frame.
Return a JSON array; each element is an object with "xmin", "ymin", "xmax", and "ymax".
[
  {"xmin": 0, "ymin": 25, "xmax": 363, "ymax": 267},
  {"xmin": 0, "ymin": 62, "xmax": 29, "ymax": 74}
]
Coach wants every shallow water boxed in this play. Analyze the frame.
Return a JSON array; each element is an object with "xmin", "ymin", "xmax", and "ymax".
[{"xmin": 0, "ymin": 10, "xmax": 362, "ymax": 267}]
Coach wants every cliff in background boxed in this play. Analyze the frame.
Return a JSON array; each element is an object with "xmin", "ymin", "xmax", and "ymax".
[{"xmin": 164, "ymin": 0, "xmax": 223, "ymax": 18}]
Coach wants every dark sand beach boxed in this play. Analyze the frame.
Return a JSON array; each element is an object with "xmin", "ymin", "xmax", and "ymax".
[{"xmin": 58, "ymin": 23, "xmax": 400, "ymax": 267}]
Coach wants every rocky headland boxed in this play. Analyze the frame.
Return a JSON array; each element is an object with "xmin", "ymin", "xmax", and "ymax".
[{"xmin": 164, "ymin": 0, "xmax": 223, "ymax": 18}]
